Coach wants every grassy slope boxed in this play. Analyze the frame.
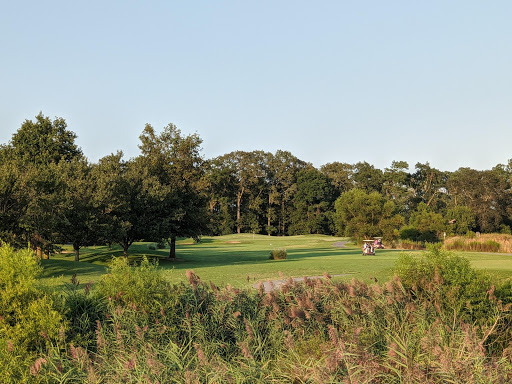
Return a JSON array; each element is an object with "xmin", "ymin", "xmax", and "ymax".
[{"xmin": 40, "ymin": 234, "xmax": 512, "ymax": 289}]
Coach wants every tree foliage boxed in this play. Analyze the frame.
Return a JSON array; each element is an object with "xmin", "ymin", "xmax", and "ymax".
[{"xmin": 1, "ymin": 113, "xmax": 512, "ymax": 256}]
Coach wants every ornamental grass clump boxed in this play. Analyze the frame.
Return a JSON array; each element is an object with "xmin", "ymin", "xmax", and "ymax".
[
  {"xmin": 269, "ymin": 248, "xmax": 287, "ymax": 260},
  {"xmin": 445, "ymin": 233, "xmax": 512, "ymax": 253}
]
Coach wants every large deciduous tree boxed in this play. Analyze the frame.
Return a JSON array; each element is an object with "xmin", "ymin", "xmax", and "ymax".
[
  {"xmin": 267, "ymin": 150, "xmax": 308, "ymax": 235},
  {"xmin": 410, "ymin": 162, "xmax": 448, "ymax": 212},
  {"xmin": 55, "ymin": 159, "xmax": 98, "ymax": 261},
  {"xmin": 10, "ymin": 112, "xmax": 83, "ymax": 165},
  {"xmin": 352, "ymin": 161, "xmax": 384, "ymax": 193},
  {"xmin": 334, "ymin": 188, "xmax": 404, "ymax": 241},
  {"xmin": 382, "ymin": 160, "xmax": 412, "ymax": 216},
  {"xmin": 320, "ymin": 161, "xmax": 354, "ymax": 198},
  {"xmin": 92, "ymin": 153, "xmax": 160, "ymax": 257},
  {"xmin": 138, "ymin": 123, "xmax": 207, "ymax": 260},
  {"xmin": 214, "ymin": 151, "xmax": 268, "ymax": 235},
  {"xmin": 289, "ymin": 167, "xmax": 336, "ymax": 235},
  {"xmin": 3, "ymin": 113, "xmax": 84, "ymax": 256}
]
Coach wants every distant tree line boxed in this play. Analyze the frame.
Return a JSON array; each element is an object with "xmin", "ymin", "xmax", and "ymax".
[{"xmin": 1, "ymin": 113, "xmax": 512, "ymax": 259}]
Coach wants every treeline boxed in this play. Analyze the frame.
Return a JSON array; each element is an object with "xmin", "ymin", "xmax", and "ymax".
[{"xmin": 1, "ymin": 113, "xmax": 512, "ymax": 258}]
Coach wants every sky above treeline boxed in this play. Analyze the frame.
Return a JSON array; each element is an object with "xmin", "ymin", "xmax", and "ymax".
[{"xmin": 1, "ymin": 1, "xmax": 511, "ymax": 172}]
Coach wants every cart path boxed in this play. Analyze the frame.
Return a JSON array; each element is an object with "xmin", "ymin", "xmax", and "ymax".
[
  {"xmin": 253, "ymin": 274, "xmax": 350, "ymax": 293},
  {"xmin": 332, "ymin": 241, "xmax": 348, "ymax": 248}
]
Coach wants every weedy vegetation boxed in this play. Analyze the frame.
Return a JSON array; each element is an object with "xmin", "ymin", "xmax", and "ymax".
[{"xmin": 2, "ymin": 243, "xmax": 512, "ymax": 383}]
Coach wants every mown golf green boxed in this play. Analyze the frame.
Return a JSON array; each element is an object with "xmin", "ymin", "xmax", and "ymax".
[{"xmin": 40, "ymin": 234, "xmax": 512, "ymax": 289}]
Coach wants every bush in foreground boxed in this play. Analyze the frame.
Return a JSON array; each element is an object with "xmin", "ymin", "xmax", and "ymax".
[
  {"xmin": 4, "ymin": 248, "xmax": 512, "ymax": 382},
  {"xmin": 0, "ymin": 245, "xmax": 65, "ymax": 383}
]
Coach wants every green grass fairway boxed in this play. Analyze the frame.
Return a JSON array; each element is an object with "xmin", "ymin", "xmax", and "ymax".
[{"xmin": 41, "ymin": 234, "xmax": 512, "ymax": 290}]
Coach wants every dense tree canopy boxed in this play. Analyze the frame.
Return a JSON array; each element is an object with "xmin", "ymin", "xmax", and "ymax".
[{"xmin": 1, "ymin": 112, "xmax": 512, "ymax": 257}]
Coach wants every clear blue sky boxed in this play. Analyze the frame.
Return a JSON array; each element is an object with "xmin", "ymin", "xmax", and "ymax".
[{"xmin": 1, "ymin": 1, "xmax": 511, "ymax": 172}]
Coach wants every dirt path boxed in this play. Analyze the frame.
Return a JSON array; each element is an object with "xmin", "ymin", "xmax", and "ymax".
[
  {"xmin": 253, "ymin": 241, "xmax": 351, "ymax": 292},
  {"xmin": 254, "ymin": 274, "xmax": 350, "ymax": 293}
]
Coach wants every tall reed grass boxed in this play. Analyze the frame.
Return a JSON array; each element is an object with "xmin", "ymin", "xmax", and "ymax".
[
  {"xmin": 3, "ymin": 247, "xmax": 512, "ymax": 383},
  {"xmin": 445, "ymin": 233, "xmax": 512, "ymax": 253}
]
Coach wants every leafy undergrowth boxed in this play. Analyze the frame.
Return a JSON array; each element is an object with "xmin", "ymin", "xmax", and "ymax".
[{"xmin": 2, "ymin": 245, "xmax": 512, "ymax": 383}]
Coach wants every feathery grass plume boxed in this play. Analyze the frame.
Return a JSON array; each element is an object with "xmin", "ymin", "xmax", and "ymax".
[
  {"xmin": 348, "ymin": 284, "xmax": 356, "ymax": 297},
  {"xmin": 29, "ymin": 358, "xmax": 47, "ymax": 376},
  {"xmin": 186, "ymin": 270, "xmax": 200, "ymax": 290},
  {"xmin": 284, "ymin": 330, "xmax": 294, "ymax": 349},
  {"xmin": 328, "ymin": 325, "xmax": 338, "ymax": 345},
  {"xmin": 184, "ymin": 370, "xmax": 200, "ymax": 384},
  {"xmin": 239, "ymin": 342, "xmax": 253, "ymax": 360},
  {"xmin": 194, "ymin": 343, "xmax": 207, "ymax": 365},
  {"xmin": 244, "ymin": 318, "xmax": 254, "ymax": 338},
  {"xmin": 123, "ymin": 356, "xmax": 136, "ymax": 370}
]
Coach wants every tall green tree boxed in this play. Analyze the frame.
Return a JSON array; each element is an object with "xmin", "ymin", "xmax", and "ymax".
[
  {"xmin": 446, "ymin": 167, "xmax": 510, "ymax": 233},
  {"xmin": 205, "ymin": 158, "xmax": 237, "ymax": 235},
  {"xmin": 445, "ymin": 206, "xmax": 476, "ymax": 235},
  {"xmin": 320, "ymin": 161, "xmax": 354, "ymax": 197},
  {"xmin": 3, "ymin": 113, "xmax": 83, "ymax": 255},
  {"xmin": 55, "ymin": 159, "xmax": 98, "ymax": 261},
  {"xmin": 138, "ymin": 123, "xmax": 207, "ymax": 259},
  {"xmin": 289, "ymin": 167, "xmax": 335, "ymax": 235},
  {"xmin": 404, "ymin": 202, "xmax": 446, "ymax": 242},
  {"xmin": 266, "ymin": 150, "xmax": 308, "ymax": 235},
  {"xmin": 352, "ymin": 161, "xmax": 384, "ymax": 193},
  {"xmin": 334, "ymin": 189, "xmax": 404, "ymax": 241},
  {"xmin": 0, "ymin": 152, "xmax": 28, "ymax": 246},
  {"xmin": 93, "ymin": 153, "xmax": 159, "ymax": 257},
  {"xmin": 410, "ymin": 162, "xmax": 448, "ymax": 212},
  {"xmin": 382, "ymin": 160, "xmax": 411, "ymax": 216},
  {"xmin": 10, "ymin": 112, "xmax": 83, "ymax": 165},
  {"xmin": 214, "ymin": 151, "xmax": 268, "ymax": 235}
]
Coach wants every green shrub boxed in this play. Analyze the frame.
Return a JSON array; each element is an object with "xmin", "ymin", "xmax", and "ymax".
[
  {"xmin": 0, "ymin": 245, "xmax": 65, "ymax": 383},
  {"xmin": 269, "ymin": 248, "xmax": 287, "ymax": 260},
  {"xmin": 97, "ymin": 256, "xmax": 176, "ymax": 316},
  {"xmin": 0, "ymin": 246, "xmax": 64, "ymax": 349},
  {"xmin": 61, "ymin": 275, "xmax": 106, "ymax": 348},
  {"xmin": 394, "ymin": 243, "xmax": 492, "ymax": 323},
  {"xmin": 499, "ymin": 224, "xmax": 511, "ymax": 235},
  {"xmin": 399, "ymin": 226, "xmax": 420, "ymax": 241}
]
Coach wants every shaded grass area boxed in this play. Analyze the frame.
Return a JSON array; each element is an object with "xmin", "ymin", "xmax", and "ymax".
[{"xmin": 41, "ymin": 234, "xmax": 512, "ymax": 290}]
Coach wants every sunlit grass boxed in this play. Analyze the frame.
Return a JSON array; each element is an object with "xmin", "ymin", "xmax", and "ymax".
[{"xmin": 41, "ymin": 234, "xmax": 512, "ymax": 290}]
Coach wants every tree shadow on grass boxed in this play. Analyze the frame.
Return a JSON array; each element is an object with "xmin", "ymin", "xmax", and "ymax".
[
  {"xmin": 40, "ymin": 259, "xmax": 108, "ymax": 279},
  {"xmin": 52, "ymin": 242, "xmax": 399, "ymax": 271}
]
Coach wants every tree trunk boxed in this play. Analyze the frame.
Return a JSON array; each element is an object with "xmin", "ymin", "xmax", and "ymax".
[
  {"xmin": 73, "ymin": 243, "xmax": 80, "ymax": 262},
  {"xmin": 122, "ymin": 242, "xmax": 129, "ymax": 257},
  {"xmin": 281, "ymin": 199, "xmax": 286, "ymax": 235},
  {"xmin": 169, "ymin": 235, "xmax": 176, "ymax": 260},
  {"xmin": 237, "ymin": 191, "xmax": 242, "ymax": 234},
  {"xmin": 268, "ymin": 195, "xmax": 272, "ymax": 236}
]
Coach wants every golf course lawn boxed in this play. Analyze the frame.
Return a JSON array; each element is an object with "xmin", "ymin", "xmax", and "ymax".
[{"xmin": 40, "ymin": 234, "xmax": 512, "ymax": 290}]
